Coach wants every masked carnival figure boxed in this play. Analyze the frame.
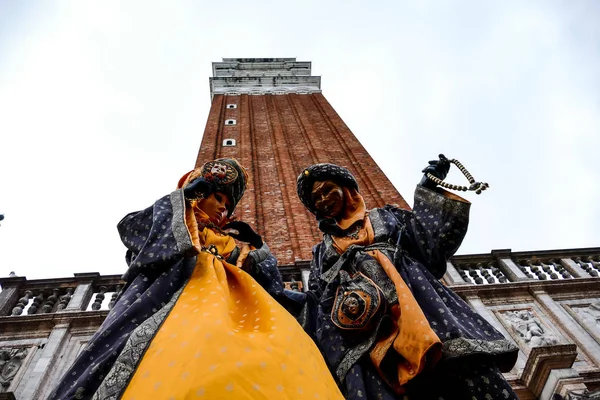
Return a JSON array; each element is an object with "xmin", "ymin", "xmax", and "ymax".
[
  {"xmin": 48, "ymin": 158, "xmax": 343, "ymax": 400},
  {"xmin": 291, "ymin": 157, "xmax": 519, "ymax": 400}
]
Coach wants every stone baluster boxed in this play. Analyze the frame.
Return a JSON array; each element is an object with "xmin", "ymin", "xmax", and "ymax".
[
  {"xmin": 517, "ymin": 262, "xmax": 536, "ymax": 279},
  {"xmin": 540, "ymin": 262, "xmax": 559, "ymax": 280},
  {"xmin": 468, "ymin": 265, "xmax": 484, "ymax": 284},
  {"xmin": 575, "ymin": 257, "xmax": 598, "ymax": 277},
  {"xmin": 586, "ymin": 256, "xmax": 600, "ymax": 276},
  {"xmin": 549, "ymin": 259, "xmax": 572, "ymax": 279},
  {"xmin": 108, "ymin": 285, "xmax": 122, "ymax": 309},
  {"xmin": 91, "ymin": 286, "xmax": 107, "ymax": 310},
  {"xmin": 28, "ymin": 291, "xmax": 45, "ymax": 314},
  {"xmin": 456, "ymin": 264, "xmax": 471, "ymax": 283},
  {"xmin": 477, "ymin": 263, "xmax": 489, "ymax": 283},
  {"xmin": 529, "ymin": 259, "xmax": 548, "ymax": 280},
  {"xmin": 56, "ymin": 288, "xmax": 74, "ymax": 310},
  {"xmin": 490, "ymin": 264, "xmax": 508, "ymax": 283},
  {"xmin": 42, "ymin": 288, "xmax": 60, "ymax": 313},
  {"xmin": 11, "ymin": 290, "xmax": 33, "ymax": 316}
]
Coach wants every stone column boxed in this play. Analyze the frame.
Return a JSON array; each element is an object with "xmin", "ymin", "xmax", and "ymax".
[
  {"xmin": 560, "ymin": 258, "xmax": 588, "ymax": 278},
  {"xmin": 492, "ymin": 249, "xmax": 530, "ymax": 281},
  {"xmin": 443, "ymin": 261, "xmax": 468, "ymax": 285},
  {"xmin": 0, "ymin": 277, "xmax": 26, "ymax": 316},
  {"xmin": 19, "ymin": 324, "xmax": 70, "ymax": 400},
  {"xmin": 61, "ymin": 273, "xmax": 99, "ymax": 312}
]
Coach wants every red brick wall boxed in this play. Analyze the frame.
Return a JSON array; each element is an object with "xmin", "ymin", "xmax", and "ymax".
[{"xmin": 195, "ymin": 93, "xmax": 409, "ymax": 265}]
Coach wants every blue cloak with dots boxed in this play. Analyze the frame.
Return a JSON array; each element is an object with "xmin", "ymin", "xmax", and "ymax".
[
  {"xmin": 47, "ymin": 189, "xmax": 284, "ymax": 400},
  {"xmin": 288, "ymin": 186, "xmax": 519, "ymax": 400}
]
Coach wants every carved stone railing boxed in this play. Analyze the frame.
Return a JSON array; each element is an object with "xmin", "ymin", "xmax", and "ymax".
[
  {"xmin": 2, "ymin": 249, "xmax": 598, "ymax": 315},
  {"xmin": 0, "ymin": 248, "xmax": 599, "ymax": 400},
  {"xmin": 516, "ymin": 259, "xmax": 573, "ymax": 281},
  {"xmin": 0, "ymin": 273, "xmax": 124, "ymax": 317},
  {"xmin": 574, "ymin": 256, "xmax": 600, "ymax": 278},
  {"xmin": 448, "ymin": 248, "xmax": 600, "ymax": 285},
  {"xmin": 0, "ymin": 265, "xmax": 307, "ymax": 318},
  {"xmin": 454, "ymin": 260, "xmax": 509, "ymax": 284}
]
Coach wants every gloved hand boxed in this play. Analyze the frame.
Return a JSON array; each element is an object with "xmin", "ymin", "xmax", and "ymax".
[
  {"xmin": 183, "ymin": 177, "xmax": 216, "ymax": 200},
  {"xmin": 223, "ymin": 221, "xmax": 263, "ymax": 249},
  {"xmin": 419, "ymin": 154, "xmax": 451, "ymax": 190}
]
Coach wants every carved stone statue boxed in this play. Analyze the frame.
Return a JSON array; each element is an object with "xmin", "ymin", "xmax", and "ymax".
[
  {"xmin": 553, "ymin": 389, "xmax": 600, "ymax": 399},
  {"xmin": 575, "ymin": 302, "xmax": 600, "ymax": 330},
  {"xmin": 506, "ymin": 310, "xmax": 559, "ymax": 347},
  {"xmin": 0, "ymin": 348, "xmax": 27, "ymax": 392}
]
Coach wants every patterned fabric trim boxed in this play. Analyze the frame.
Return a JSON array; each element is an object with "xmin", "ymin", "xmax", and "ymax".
[
  {"xmin": 170, "ymin": 190, "xmax": 195, "ymax": 256},
  {"xmin": 91, "ymin": 286, "xmax": 185, "ymax": 400},
  {"xmin": 321, "ymin": 243, "xmax": 396, "ymax": 284},
  {"xmin": 335, "ymin": 316, "xmax": 387, "ymax": 382},
  {"xmin": 359, "ymin": 258, "xmax": 398, "ymax": 306},
  {"xmin": 442, "ymin": 338, "xmax": 518, "ymax": 359},
  {"xmin": 368, "ymin": 210, "xmax": 392, "ymax": 244},
  {"xmin": 414, "ymin": 185, "xmax": 470, "ymax": 221}
]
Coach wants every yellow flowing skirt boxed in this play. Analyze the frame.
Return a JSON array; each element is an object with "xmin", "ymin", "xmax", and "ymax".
[{"xmin": 122, "ymin": 249, "xmax": 343, "ymax": 400}]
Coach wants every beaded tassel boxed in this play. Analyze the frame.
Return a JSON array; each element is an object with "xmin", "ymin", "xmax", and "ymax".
[{"xmin": 427, "ymin": 158, "xmax": 489, "ymax": 195}]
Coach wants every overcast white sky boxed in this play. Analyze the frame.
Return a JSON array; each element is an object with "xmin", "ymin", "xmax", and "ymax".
[{"xmin": 0, "ymin": 1, "xmax": 598, "ymax": 280}]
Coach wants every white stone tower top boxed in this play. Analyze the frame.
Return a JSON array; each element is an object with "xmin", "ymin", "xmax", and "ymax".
[{"xmin": 210, "ymin": 58, "xmax": 321, "ymax": 97}]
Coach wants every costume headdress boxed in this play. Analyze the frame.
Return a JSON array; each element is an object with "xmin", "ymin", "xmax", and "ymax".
[
  {"xmin": 178, "ymin": 158, "xmax": 248, "ymax": 217},
  {"xmin": 296, "ymin": 163, "xmax": 359, "ymax": 215}
]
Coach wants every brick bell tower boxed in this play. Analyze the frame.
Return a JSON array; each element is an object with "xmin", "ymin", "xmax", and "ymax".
[{"xmin": 195, "ymin": 58, "xmax": 408, "ymax": 270}]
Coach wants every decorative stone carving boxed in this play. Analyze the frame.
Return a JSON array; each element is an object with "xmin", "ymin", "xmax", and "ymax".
[
  {"xmin": 573, "ymin": 302, "xmax": 600, "ymax": 333},
  {"xmin": 505, "ymin": 310, "xmax": 559, "ymax": 347},
  {"xmin": 11, "ymin": 291, "xmax": 32, "ymax": 316},
  {"xmin": 0, "ymin": 348, "xmax": 27, "ymax": 392},
  {"xmin": 554, "ymin": 389, "xmax": 600, "ymax": 399}
]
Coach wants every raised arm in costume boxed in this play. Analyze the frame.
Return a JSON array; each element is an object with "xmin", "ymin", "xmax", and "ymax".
[
  {"xmin": 285, "ymin": 159, "xmax": 519, "ymax": 400},
  {"xmin": 48, "ymin": 158, "xmax": 343, "ymax": 400}
]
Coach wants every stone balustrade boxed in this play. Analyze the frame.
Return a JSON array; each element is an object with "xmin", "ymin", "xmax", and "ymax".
[
  {"xmin": 0, "ymin": 248, "xmax": 599, "ymax": 400},
  {"xmin": 447, "ymin": 248, "xmax": 600, "ymax": 285},
  {"xmin": 0, "ymin": 273, "xmax": 124, "ymax": 317}
]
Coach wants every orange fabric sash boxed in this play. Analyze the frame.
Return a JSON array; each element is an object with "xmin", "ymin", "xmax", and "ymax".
[{"xmin": 332, "ymin": 205, "xmax": 441, "ymax": 392}]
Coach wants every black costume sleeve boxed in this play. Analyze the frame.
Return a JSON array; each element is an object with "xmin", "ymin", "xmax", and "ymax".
[
  {"xmin": 238, "ymin": 243, "xmax": 309, "ymax": 317},
  {"xmin": 385, "ymin": 185, "xmax": 470, "ymax": 279}
]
